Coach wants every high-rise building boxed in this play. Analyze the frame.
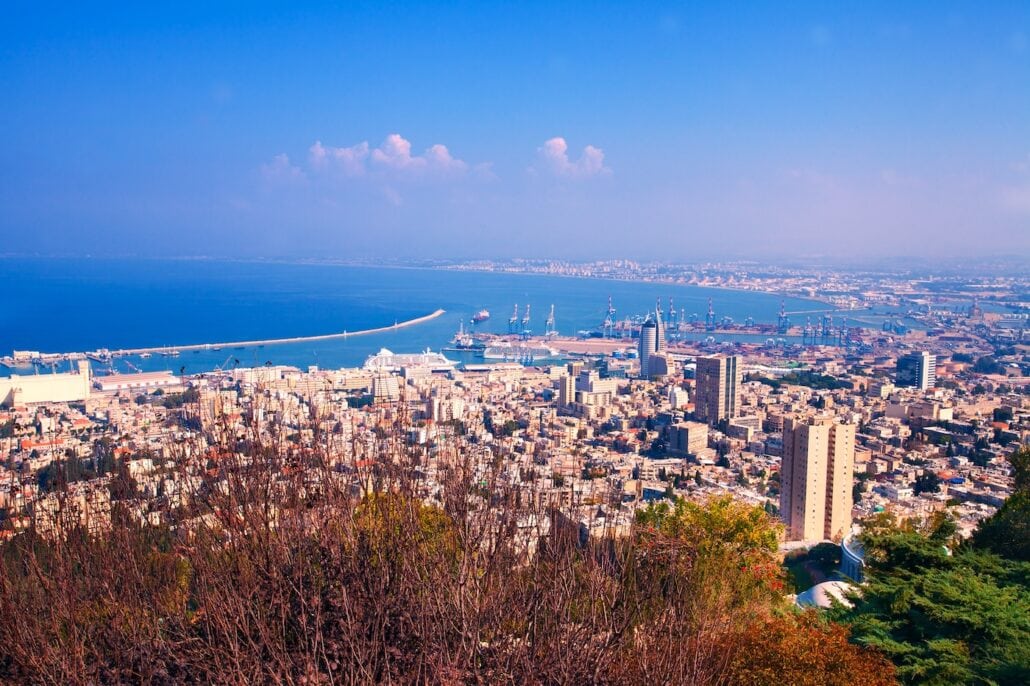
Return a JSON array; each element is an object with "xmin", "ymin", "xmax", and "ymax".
[
  {"xmin": 780, "ymin": 417, "xmax": 855, "ymax": 542},
  {"xmin": 654, "ymin": 300, "xmax": 667, "ymax": 355},
  {"xmin": 648, "ymin": 352, "xmax": 671, "ymax": 379},
  {"xmin": 637, "ymin": 303, "xmax": 666, "ymax": 379},
  {"xmin": 557, "ymin": 374, "xmax": 575, "ymax": 410},
  {"xmin": 638, "ymin": 319, "xmax": 657, "ymax": 379},
  {"xmin": 694, "ymin": 355, "xmax": 740, "ymax": 424},
  {"xmin": 576, "ymin": 369, "xmax": 617, "ymax": 395},
  {"xmin": 896, "ymin": 351, "xmax": 936, "ymax": 390}
]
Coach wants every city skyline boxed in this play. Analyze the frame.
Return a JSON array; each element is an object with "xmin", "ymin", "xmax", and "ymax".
[
  {"xmin": 2, "ymin": 2, "xmax": 1029, "ymax": 261},
  {"xmin": 1, "ymin": 4, "xmax": 1027, "ymax": 682}
]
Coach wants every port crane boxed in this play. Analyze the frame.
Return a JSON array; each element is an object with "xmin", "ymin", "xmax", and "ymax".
[
  {"xmin": 545, "ymin": 304, "xmax": 556, "ymax": 336},
  {"xmin": 521, "ymin": 304, "xmax": 531, "ymax": 336},
  {"xmin": 508, "ymin": 304, "xmax": 519, "ymax": 334},
  {"xmin": 820, "ymin": 314, "xmax": 834, "ymax": 343},
  {"xmin": 602, "ymin": 296, "xmax": 617, "ymax": 338},
  {"xmin": 705, "ymin": 298, "xmax": 716, "ymax": 330},
  {"xmin": 777, "ymin": 300, "xmax": 791, "ymax": 334},
  {"xmin": 802, "ymin": 317, "xmax": 814, "ymax": 345},
  {"xmin": 215, "ymin": 355, "xmax": 241, "ymax": 372}
]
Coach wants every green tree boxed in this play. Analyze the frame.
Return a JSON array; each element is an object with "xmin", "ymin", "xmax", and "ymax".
[
  {"xmin": 636, "ymin": 494, "xmax": 783, "ymax": 599},
  {"xmin": 808, "ymin": 541, "xmax": 842, "ymax": 575},
  {"xmin": 836, "ymin": 512, "xmax": 1030, "ymax": 685},
  {"xmin": 972, "ymin": 446, "xmax": 1030, "ymax": 561},
  {"xmin": 973, "ymin": 356, "xmax": 1004, "ymax": 375},
  {"xmin": 913, "ymin": 472, "xmax": 941, "ymax": 495}
]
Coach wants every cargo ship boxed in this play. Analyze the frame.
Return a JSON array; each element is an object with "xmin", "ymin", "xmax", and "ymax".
[{"xmin": 472, "ymin": 309, "xmax": 490, "ymax": 323}]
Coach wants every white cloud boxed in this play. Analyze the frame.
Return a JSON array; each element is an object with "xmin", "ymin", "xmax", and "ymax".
[
  {"xmin": 300, "ymin": 133, "xmax": 470, "ymax": 178},
  {"xmin": 309, "ymin": 140, "xmax": 369, "ymax": 176},
  {"xmin": 259, "ymin": 153, "xmax": 304, "ymax": 183},
  {"xmin": 423, "ymin": 143, "xmax": 468, "ymax": 172},
  {"xmin": 370, "ymin": 134, "xmax": 468, "ymax": 174},
  {"xmin": 370, "ymin": 133, "xmax": 421, "ymax": 170},
  {"xmin": 535, "ymin": 137, "xmax": 611, "ymax": 178},
  {"xmin": 260, "ymin": 134, "xmax": 477, "ymax": 206}
]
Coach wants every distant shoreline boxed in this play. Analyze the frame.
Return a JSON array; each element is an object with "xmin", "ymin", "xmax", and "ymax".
[
  {"xmin": 0, "ymin": 254, "xmax": 839, "ymax": 307},
  {"xmin": 157, "ymin": 256, "xmax": 840, "ymax": 307}
]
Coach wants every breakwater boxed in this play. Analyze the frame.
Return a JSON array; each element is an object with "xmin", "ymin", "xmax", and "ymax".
[{"xmin": 103, "ymin": 309, "xmax": 447, "ymax": 357}]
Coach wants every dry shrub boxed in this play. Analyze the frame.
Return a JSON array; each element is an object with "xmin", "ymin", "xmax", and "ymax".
[{"xmin": 0, "ymin": 414, "xmax": 894, "ymax": 685}]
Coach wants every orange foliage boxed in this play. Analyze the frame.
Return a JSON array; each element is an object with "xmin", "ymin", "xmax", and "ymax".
[{"xmin": 727, "ymin": 612, "xmax": 898, "ymax": 686}]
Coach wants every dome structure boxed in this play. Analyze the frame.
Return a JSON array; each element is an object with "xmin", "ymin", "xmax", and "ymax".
[{"xmin": 795, "ymin": 580, "xmax": 856, "ymax": 609}]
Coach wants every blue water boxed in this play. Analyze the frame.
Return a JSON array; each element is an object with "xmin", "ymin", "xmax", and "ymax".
[{"xmin": 0, "ymin": 258, "xmax": 824, "ymax": 376}]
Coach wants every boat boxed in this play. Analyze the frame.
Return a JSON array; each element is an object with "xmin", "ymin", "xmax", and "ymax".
[
  {"xmin": 443, "ymin": 320, "xmax": 487, "ymax": 352},
  {"xmin": 86, "ymin": 349, "xmax": 112, "ymax": 363},
  {"xmin": 472, "ymin": 309, "xmax": 490, "ymax": 323}
]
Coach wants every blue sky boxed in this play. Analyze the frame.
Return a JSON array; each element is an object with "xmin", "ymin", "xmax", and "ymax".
[{"xmin": 1, "ymin": 1, "xmax": 1028, "ymax": 261}]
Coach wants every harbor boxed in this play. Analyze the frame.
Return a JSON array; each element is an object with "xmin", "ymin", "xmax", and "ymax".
[{"xmin": 1, "ymin": 260, "xmax": 840, "ymax": 377}]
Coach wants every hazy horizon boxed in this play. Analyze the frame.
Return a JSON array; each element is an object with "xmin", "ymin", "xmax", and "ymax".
[{"xmin": 2, "ymin": 2, "xmax": 1029, "ymax": 262}]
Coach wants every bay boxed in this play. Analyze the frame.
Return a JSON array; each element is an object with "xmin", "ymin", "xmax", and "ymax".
[{"xmin": 0, "ymin": 258, "xmax": 825, "ymax": 376}]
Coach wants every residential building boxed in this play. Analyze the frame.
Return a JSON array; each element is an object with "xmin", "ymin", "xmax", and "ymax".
[
  {"xmin": 896, "ymin": 351, "xmax": 936, "ymax": 390},
  {"xmin": 694, "ymin": 355, "xmax": 740, "ymax": 424},
  {"xmin": 780, "ymin": 416, "xmax": 855, "ymax": 541}
]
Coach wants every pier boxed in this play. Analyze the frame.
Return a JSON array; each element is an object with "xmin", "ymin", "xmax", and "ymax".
[
  {"xmin": 113, "ymin": 309, "xmax": 447, "ymax": 356},
  {"xmin": 4, "ymin": 309, "xmax": 448, "ymax": 365}
]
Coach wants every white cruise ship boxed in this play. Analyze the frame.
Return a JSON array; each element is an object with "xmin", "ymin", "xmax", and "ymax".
[{"xmin": 363, "ymin": 348, "xmax": 457, "ymax": 373}]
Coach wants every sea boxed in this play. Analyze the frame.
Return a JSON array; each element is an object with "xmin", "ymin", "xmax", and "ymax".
[{"xmin": 1, "ymin": 257, "xmax": 839, "ymax": 377}]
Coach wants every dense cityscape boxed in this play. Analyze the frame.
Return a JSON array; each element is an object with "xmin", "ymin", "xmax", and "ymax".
[
  {"xmin": 1, "ymin": 260, "xmax": 1027, "ymax": 681},
  {"xmin": 3, "ymin": 2, "xmax": 1029, "ymax": 684}
]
